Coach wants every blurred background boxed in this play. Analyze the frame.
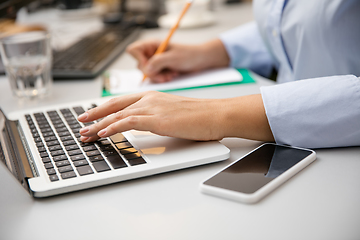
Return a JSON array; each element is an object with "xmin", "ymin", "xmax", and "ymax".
[{"xmin": 0, "ymin": 0, "xmax": 252, "ymax": 79}]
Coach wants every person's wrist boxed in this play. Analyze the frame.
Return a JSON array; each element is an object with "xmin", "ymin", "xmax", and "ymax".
[
  {"xmin": 216, "ymin": 98, "xmax": 236, "ymax": 139},
  {"xmin": 198, "ymin": 39, "xmax": 230, "ymax": 69},
  {"xmin": 207, "ymin": 98, "xmax": 232, "ymax": 140}
]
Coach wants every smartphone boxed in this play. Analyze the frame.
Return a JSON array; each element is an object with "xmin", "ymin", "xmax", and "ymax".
[{"xmin": 200, "ymin": 143, "xmax": 316, "ymax": 204}]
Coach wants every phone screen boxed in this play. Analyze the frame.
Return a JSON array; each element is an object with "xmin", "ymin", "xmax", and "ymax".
[{"xmin": 203, "ymin": 144, "xmax": 313, "ymax": 194}]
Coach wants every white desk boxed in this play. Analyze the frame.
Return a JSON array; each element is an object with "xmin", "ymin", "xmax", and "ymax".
[{"xmin": 1, "ymin": 3, "xmax": 359, "ymax": 240}]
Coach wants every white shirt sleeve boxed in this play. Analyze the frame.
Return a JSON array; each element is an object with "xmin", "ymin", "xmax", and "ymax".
[
  {"xmin": 260, "ymin": 75, "xmax": 360, "ymax": 148},
  {"xmin": 219, "ymin": 21, "xmax": 275, "ymax": 78}
]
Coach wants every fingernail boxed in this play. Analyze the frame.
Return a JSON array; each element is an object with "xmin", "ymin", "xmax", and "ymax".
[
  {"xmin": 98, "ymin": 129, "xmax": 107, "ymax": 137},
  {"xmin": 80, "ymin": 126, "xmax": 90, "ymax": 134},
  {"xmin": 80, "ymin": 136, "xmax": 89, "ymax": 142},
  {"xmin": 78, "ymin": 113, "xmax": 89, "ymax": 121}
]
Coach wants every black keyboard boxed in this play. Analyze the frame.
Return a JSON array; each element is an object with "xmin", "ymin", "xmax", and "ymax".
[
  {"xmin": 25, "ymin": 105, "xmax": 146, "ymax": 182},
  {"xmin": 52, "ymin": 25, "xmax": 141, "ymax": 79}
]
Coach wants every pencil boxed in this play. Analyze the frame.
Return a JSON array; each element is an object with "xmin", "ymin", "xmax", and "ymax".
[{"xmin": 141, "ymin": 0, "xmax": 194, "ymax": 83}]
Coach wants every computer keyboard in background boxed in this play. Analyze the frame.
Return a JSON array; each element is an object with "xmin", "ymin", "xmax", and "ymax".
[{"xmin": 52, "ymin": 25, "xmax": 141, "ymax": 79}]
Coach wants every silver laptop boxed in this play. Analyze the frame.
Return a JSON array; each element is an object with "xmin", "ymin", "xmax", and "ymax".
[{"xmin": 0, "ymin": 98, "xmax": 230, "ymax": 197}]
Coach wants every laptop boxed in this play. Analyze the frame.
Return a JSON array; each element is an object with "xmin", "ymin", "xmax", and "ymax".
[{"xmin": 0, "ymin": 98, "xmax": 230, "ymax": 197}]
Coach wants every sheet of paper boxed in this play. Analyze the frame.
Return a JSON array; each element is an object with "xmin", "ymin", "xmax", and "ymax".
[{"xmin": 108, "ymin": 68, "xmax": 243, "ymax": 94}]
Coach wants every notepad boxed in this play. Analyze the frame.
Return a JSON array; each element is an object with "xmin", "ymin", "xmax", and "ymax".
[{"xmin": 104, "ymin": 67, "xmax": 243, "ymax": 95}]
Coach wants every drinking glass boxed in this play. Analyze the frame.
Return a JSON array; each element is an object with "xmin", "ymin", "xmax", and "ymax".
[{"xmin": 0, "ymin": 31, "xmax": 52, "ymax": 98}]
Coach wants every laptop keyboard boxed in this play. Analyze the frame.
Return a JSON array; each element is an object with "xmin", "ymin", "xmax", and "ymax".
[{"xmin": 24, "ymin": 105, "xmax": 146, "ymax": 182}]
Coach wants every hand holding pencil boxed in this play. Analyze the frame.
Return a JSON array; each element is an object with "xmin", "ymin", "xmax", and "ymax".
[
  {"xmin": 140, "ymin": 0, "xmax": 194, "ymax": 83},
  {"xmin": 126, "ymin": 0, "xmax": 231, "ymax": 83}
]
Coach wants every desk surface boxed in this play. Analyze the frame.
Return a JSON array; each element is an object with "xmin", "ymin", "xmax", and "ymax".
[{"xmin": 1, "ymin": 3, "xmax": 360, "ymax": 240}]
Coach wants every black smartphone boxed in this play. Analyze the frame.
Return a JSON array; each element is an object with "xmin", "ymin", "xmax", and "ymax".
[{"xmin": 200, "ymin": 143, "xmax": 316, "ymax": 204}]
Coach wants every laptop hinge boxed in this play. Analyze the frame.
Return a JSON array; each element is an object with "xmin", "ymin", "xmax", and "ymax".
[{"xmin": 0, "ymin": 109, "xmax": 36, "ymax": 195}]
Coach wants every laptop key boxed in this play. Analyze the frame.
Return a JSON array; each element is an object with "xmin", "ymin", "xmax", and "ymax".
[
  {"xmin": 32, "ymin": 132, "xmax": 40, "ymax": 138},
  {"xmin": 36, "ymin": 119, "xmax": 48, "ymax": 125},
  {"xmin": 58, "ymin": 165, "xmax": 73, "ymax": 173},
  {"xmin": 86, "ymin": 150, "xmax": 101, "ymax": 157},
  {"xmin": 65, "ymin": 117, "xmax": 76, "ymax": 122},
  {"xmin": 65, "ymin": 145, "xmax": 79, "ymax": 151},
  {"xmin": 115, "ymin": 142, "xmax": 132, "ymax": 150},
  {"xmin": 47, "ymin": 168, "xmax": 56, "ymax": 175},
  {"xmin": 71, "ymin": 128, "xmax": 81, "ymax": 134},
  {"xmin": 53, "ymin": 123, "xmax": 66, "ymax": 129},
  {"xmin": 60, "ymin": 136, "xmax": 73, "ymax": 142},
  {"xmin": 92, "ymin": 161, "xmax": 111, "ymax": 172},
  {"xmin": 62, "ymin": 113, "xmax": 74, "ymax": 118},
  {"xmin": 46, "ymin": 140, "xmax": 59, "ymax": 146},
  {"xmin": 99, "ymin": 139, "xmax": 112, "ymax": 145},
  {"xmin": 102, "ymin": 149, "xmax": 118, "ymax": 157},
  {"xmin": 42, "ymin": 157, "xmax": 51, "ymax": 163},
  {"xmin": 70, "ymin": 154, "xmax": 85, "ymax": 161},
  {"xmin": 49, "ymin": 175, "xmax": 59, "ymax": 182},
  {"xmin": 88, "ymin": 155, "xmax": 104, "ymax": 162},
  {"xmin": 69, "ymin": 123, "xmax": 82, "ymax": 129},
  {"xmin": 44, "ymin": 162, "xmax": 54, "ymax": 169},
  {"xmin": 37, "ymin": 147, "xmax": 47, "ymax": 152},
  {"xmin": 98, "ymin": 145, "xmax": 114, "ymax": 151},
  {"xmin": 47, "ymin": 110, "xmax": 58, "ymax": 115},
  {"xmin": 63, "ymin": 140, "xmax": 76, "ymax": 146},
  {"xmin": 38, "ymin": 122, "xmax": 50, "ymax": 127},
  {"xmin": 61, "ymin": 171, "xmax": 77, "ymax": 179},
  {"xmin": 119, "ymin": 147, "xmax": 137, "ymax": 155},
  {"xmin": 55, "ymin": 160, "xmax": 71, "ymax": 167},
  {"xmin": 123, "ymin": 152, "xmax": 142, "ymax": 160},
  {"xmin": 44, "ymin": 136, "xmax": 57, "ymax": 142},
  {"xmin": 110, "ymin": 134, "xmax": 127, "ymax": 143},
  {"xmin": 40, "ymin": 127, "xmax": 52, "ymax": 133},
  {"xmin": 48, "ymin": 145, "xmax": 62, "ymax": 152},
  {"xmin": 77, "ymin": 165, "xmax": 94, "ymax": 176},
  {"xmin": 73, "ymin": 106, "xmax": 85, "ymax": 115},
  {"xmin": 107, "ymin": 155, "xmax": 127, "ymax": 169},
  {"xmin": 60, "ymin": 108, "xmax": 71, "ymax": 114},
  {"xmin": 42, "ymin": 132, "xmax": 55, "ymax": 137},
  {"xmin": 40, "ymin": 152, "xmax": 49, "ymax": 158},
  {"xmin": 52, "ymin": 119, "xmax": 64, "ymax": 125},
  {"xmin": 58, "ymin": 131, "xmax": 71, "ymax": 137},
  {"xmin": 51, "ymin": 150, "xmax": 65, "ymax": 156},
  {"xmin": 53, "ymin": 155, "xmax": 68, "ymax": 162},
  {"xmin": 68, "ymin": 149, "xmax": 82, "ymax": 156},
  {"xmin": 128, "ymin": 157, "xmax": 146, "ymax": 166},
  {"xmin": 66, "ymin": 120, "xmax": 79, "ymax": 125},
  {"xmin": 55, "ymin": 127, "xmax": 68, "ymax": 133},
  {"xmin": 82, "ymin": 145, "xmax": 97, "ymax": 152},
  {"xmin": 79, "ymin": 142, "xmax": 95, "ymax": 147},
  {"xmin": 73, "ymin": 159, "xmax": 89, "ymax": 167}
]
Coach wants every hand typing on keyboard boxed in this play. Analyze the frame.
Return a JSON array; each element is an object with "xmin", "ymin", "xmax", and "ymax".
[{"xmin": 77, "ymin": 91, "xmax": 274, "ymax": 143}]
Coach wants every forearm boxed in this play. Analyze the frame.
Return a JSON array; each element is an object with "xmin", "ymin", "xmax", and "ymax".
[
  {"xmin": 196, "ymin": 38, "xmax": 230, "ymax": 70},
  {"xmin": 217, "ymin": 94, "xmax": 274, "ymax": 141}
]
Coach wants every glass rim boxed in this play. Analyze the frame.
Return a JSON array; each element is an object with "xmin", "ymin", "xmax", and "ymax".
[{"xmin": 0, "ymin": 31, "xmax": 50, "ymax": 45}]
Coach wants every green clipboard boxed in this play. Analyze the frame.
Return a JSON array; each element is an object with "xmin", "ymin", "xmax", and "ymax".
[{"xmin": 102, "ymin": 69, "xmax": 255, "ymax": 97}]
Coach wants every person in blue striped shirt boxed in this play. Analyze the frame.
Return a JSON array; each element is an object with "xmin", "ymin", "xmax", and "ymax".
[{"xmin": 79, "ymin": 0, "xmax": 360, "ymax": 149}]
